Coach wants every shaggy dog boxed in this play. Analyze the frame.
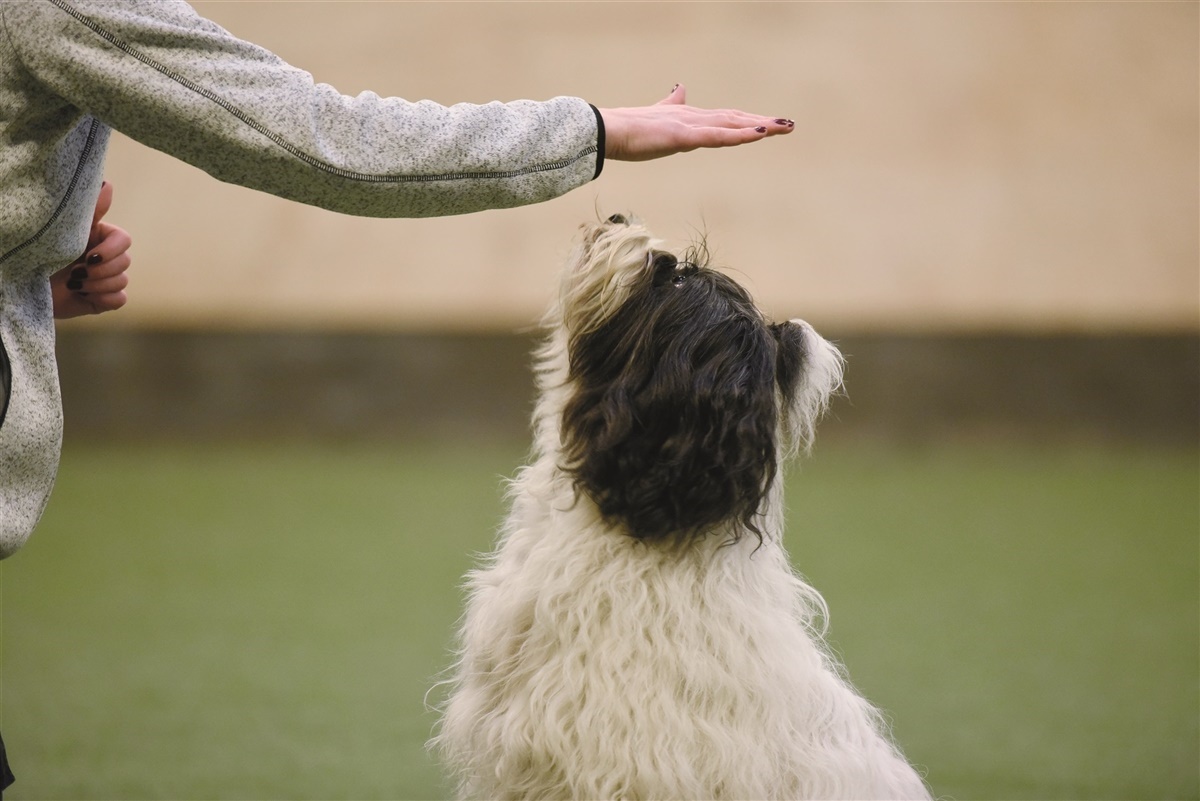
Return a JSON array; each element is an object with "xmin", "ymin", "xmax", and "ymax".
[{"xmin": 434, "ymin": 216, "xmax": 929, "ymax": 800}]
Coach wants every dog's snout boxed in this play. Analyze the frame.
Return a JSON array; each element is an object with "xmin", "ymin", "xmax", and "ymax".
[
  {"xmin": 650, "ymin": 251, "xmax": 680, "ymax": 287},
  {"xmin": 650, "ymin": 252, "xmax": 701, "ymax": 288}
]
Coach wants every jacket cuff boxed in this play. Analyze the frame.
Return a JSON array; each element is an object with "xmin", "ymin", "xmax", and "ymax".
[{"xmin": 589, "ymin": 104, "xmax": 606, "ymax": 180}]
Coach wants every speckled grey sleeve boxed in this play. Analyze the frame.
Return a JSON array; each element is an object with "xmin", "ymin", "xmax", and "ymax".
[
  {"xmin": 0, "ymin": 0, "xmax": 604, "ymax": 558},
  {"xmin": 3, "ymin": 0, "xmax": 603, "ymax": 218}
]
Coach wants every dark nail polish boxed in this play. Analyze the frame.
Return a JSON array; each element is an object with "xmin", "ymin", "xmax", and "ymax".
[
  {"xmin": 87, "ymin": 252, "xmax": 102, "ymax": 265},
  {"xmin": 70, "ymin": 267, "xmax": 88, "ymax": 281},
  {"xmin": 755, "ymin": 126, "xmax": 767, "ymax": 133},
  {"xmin": 775, "ymin": 118, "xmax": 795, "ymax": 126},
  {"xmin": 671, "ymin": 83, "xmax": 680, "ymax": 93},
  {"xmin": 67, "ymin": 279, "xmax": 83, "ymax": 291}
]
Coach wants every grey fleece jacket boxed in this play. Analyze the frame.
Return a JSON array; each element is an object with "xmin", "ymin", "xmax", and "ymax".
[{"xmin": 0, "ymin": 0, "xmax": 604, "ymax": 557}]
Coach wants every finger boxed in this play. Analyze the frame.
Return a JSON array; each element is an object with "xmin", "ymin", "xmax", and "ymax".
[
  {"xmin": 81, "ymin": 223, "xmax": 132, "ymax": 266},
  {"xmin": 656, "ymin": 83, "xmax": 686, "ymax": 106},
  {"xmin": 65, "ymin": 245, "xmax": 130, "ymax": 294},
  {"xmin": 82, "ymin": 282, "xmax": 131, "ymax": 305},
  {"xmin": 759, "ymin": 118, "xmax": 795, "ymax": 135},
  {"xmin": 679, "ymin": 125, "xmax": 775, "ymax": 152},
  {"xmin": 679, "ymin": 108, "xmax": 793, "ymax": 131},
  {"xmin": 77, "ymin": 256, "xmax": 132, "ymax": 289},
  {"xmin": 84, "ymin": 291, "xmax": 129, "ymax": 314},
  {"xmin": 708, "ymin": 118, "xmax": 794, "ymax": 138},
  {"xmin": 91, "ymin": 180, "xmax": 113, "ymax": 228}
]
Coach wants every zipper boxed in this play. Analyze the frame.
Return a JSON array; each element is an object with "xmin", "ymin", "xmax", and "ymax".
[{"xmin": 0, "ymin": 332, "xmax": 10, "ymax": 431}]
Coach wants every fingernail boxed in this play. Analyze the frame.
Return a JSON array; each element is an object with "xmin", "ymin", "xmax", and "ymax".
[
  {"xmin": 755, "ymin": 126, "xmax": 767, "ymax": 133},
  {"xmin": 70, "ymin": 267, "xmax": 88, "ymax": 281},
  {"xmin": 67, "ymin": 279, "xmax": 83, "ymax": 291},
  {"xmin": 101, "ymin": 180, "xmax": 108, "ymax": 188},
  {"xmin": 775, "ymin": 118, "xmax": 794, "ymax": 127},
  {"xmin": 87, "ymin": 252, "xmax": 102, "ymax": 265},
  {"xmin": 671, "ymin": 83, "xmax": 680, "ymax": 92}
]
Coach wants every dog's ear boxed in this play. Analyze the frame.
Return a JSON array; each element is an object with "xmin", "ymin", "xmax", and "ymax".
[
  {"xmin": 772, "ymin": 320, "xmax": 808, "ymax": 405},
  {"xmin": 771, "ymin": 320, "xmax": 844, "ymax": 455},
  {"xmin": 562, "ymin": 286, "xmax": 780, "ymax": 547}
]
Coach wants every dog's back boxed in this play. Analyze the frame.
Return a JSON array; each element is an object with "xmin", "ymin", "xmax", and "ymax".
[{"xmin": 436, "ymin": 469, "xmax": 928, "ymax": 800}]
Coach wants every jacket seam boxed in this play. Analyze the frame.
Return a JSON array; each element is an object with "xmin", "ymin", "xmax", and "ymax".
[
  {"xmin": 0, "ymin": 117, "xmax": 101, "ymax": 267},
  {"xmin": 46, "ymin": 0, "xmax": 599, "ymax": 186}
]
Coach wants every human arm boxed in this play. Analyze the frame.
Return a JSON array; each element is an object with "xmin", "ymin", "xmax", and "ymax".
[
  {"xmin": 40, "ymin": 90, "xmax": 790, "ymax": 313},
  {"xmin": 3, "ymin": 1, "xmax": 794, "ymax": 219},
  {"xmin": 1, "ymin": 0, "xmax": 600, "ymax": 218}
]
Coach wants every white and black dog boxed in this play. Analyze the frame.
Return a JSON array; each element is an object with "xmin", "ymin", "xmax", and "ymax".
[{"xmin": 434, "ymin": 216, "xmax": 929, "ymax": 800}]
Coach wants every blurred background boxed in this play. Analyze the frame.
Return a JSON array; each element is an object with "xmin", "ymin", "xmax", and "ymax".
[
  {"xmin": 4, "ymin": 2, "xmax": 1197, "ymax": 799},
  {"xmin": 49, "ymin": 0, "xmax": 1200, "ymax": 443}
]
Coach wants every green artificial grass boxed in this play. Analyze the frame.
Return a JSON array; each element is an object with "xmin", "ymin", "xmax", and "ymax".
[{"xmin": 2, "ymin": 440, "xmax": 1196, "ymax": 799}]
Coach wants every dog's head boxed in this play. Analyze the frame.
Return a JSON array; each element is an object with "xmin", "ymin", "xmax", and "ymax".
[{"xmin": 554, "ymin": 215, "xmax": 843, "ymax": 547}]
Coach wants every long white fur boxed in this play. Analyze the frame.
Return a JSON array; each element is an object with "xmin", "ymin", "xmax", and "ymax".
[{"xmin": 433, "ymin": 220, "xmax": 930, "ymax": 800}]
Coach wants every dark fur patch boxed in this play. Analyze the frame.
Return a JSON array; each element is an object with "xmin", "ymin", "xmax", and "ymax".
[
  {"xmin": 561, "ymin": 260, "xmax": 785, "ymax": 546},
  {"xmin": 771, "ymin": 320, "xmax": 810, "ymax": 420}
]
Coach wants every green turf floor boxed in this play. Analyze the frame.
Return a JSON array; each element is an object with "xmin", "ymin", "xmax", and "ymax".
[{"xmin": 2, "ymin": 440, "xmax": 1196, "ymax": 799}]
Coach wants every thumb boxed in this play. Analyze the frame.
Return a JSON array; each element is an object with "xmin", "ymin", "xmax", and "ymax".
[
  {"xmin": 656, "ymin": 83, "xmax": 686, "ymax": 106},
  {"xmin": 91, "ymin": 180, "xmax": 113, "ymax": 228}
]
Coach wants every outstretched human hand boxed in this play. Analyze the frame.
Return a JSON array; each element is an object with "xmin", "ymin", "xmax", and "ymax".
[
  {"xmin": 52, "ymin": 181, "xmax": 131, "ymax": 319},
  {"xmin": 598, "ymin": 84, "xmax": 794, "ymax": 162}
]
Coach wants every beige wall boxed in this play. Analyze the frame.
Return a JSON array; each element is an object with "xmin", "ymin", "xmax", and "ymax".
[{"xmin": 73, "ymin": 1, "xmax": 1198, "ymax": 333}]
